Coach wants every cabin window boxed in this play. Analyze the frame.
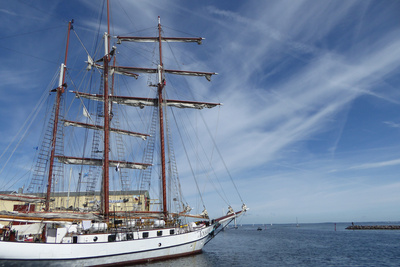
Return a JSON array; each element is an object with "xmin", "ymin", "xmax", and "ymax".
[
  {"xmin": 142, "ymin": 232, "xmax": 149, "ymax": 238},
  {"xmin": 157, "ymin": 231, "xmax": 163, "ymax": 236},
  {"xmin": 73, "ymin": 236, "xmax": 77, "ymax": 243},
  {"xmin": 108, "ymin": 234, "xmax": 116, "ymax": 242},
  {"xmin": 127, "ymin": 233, "xmax": 133, "ymax": 240},
  {"xmin": 170, "ymin": 229, "xmax": 175, "ymax": 235}
]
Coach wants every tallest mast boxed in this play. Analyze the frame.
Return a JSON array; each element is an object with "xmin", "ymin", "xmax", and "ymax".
[
  {"xmin": 102, "ymin": 0, "xmax": 111, "ymax": 219},
  {"xmin": 157, "ymin": 17, "xmax": 168, "ymax": 219}
]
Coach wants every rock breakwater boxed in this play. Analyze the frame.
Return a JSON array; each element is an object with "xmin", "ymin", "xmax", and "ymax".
[{"xmin": 346, "ymin": 225, "xmax": 400, "ymax": 230}]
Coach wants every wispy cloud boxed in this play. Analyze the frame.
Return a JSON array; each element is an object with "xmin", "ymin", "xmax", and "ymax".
[
  {"xmin": 200, "ymin": 1, "xmax": 400, "ymax": 168},
  {"xmin": 383, "ymin": 121, "xmax": 400, "ymax": 128},
  {"xmin": 0, "ymin": 9, "xmax": 17, "ymax": 16},
  {"xmin": 349, "ymin": 158, "xmax": 400, "ymax": 170}
]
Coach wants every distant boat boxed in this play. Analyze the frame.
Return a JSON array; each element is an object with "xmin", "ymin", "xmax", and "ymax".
[
  {"xmin": 257, "ymin": 227, "xmax": 262, "ymax": 231},
  {"xmin": 296, "ymin": 217, "xmax": 300, "ymax": 227}
]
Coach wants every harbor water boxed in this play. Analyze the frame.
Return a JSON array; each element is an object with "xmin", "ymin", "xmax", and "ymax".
[{"xmin": 135, "ymin": 222, "xmax": 400, "ymax": 266}]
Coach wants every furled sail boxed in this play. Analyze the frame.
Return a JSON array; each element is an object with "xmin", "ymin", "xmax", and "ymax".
[
  {"xmin": 56, "ymin": 156, "xmax": 151, "ymax": 170},
  {"xmin": 88, "ymin": 62, "xmax": 217, "ymax": 81},
  {"xmin": 0, "ymin": 194, "xmax": 46, "ymax": 203},
  {"xmin": 164, "ymin": 69, "xmax": 216, "ymax": 81},
  {"xmin": 163, "ymin": 99, "xmax": 221, "ymax": 109},
  {"xmin": 0, "ymin": 211, "xmax": 102, "ymax": 222},
  {"xmin": 73, "ymin": 92, "xmax": 221, "ymax": 109},
  {"xmin": 111, "ymin": 66, "xmax": 217, "ymax": 81},
  {"xmin": 115, "ymin": 36, "xmax": 216, "ymax": 80},
  {"xmin": 86, "ymin": 56, "xmax": 139, "ymax": 78},
  {"xmin": 63, "ymin": 120, "xmax": 149, "ymax": 140},
  {"xmin": 117, "ymin": 36, "xmax": 204, "ymax": 45}
]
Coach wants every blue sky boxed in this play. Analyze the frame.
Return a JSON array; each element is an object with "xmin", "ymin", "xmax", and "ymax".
[{"xmin": 1, "ymin": 0, "xmax": 400, "ymax": 224}]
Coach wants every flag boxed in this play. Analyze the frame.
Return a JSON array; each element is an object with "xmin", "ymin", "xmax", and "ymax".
[{"xmin": 83, "ymin": 107, "xmax": 90, "ymax": 118}]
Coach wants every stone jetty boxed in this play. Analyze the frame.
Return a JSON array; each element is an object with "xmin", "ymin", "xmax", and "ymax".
[{"xmin": 346, "ymin": 225, "xmax": 400, "ymax": 230}]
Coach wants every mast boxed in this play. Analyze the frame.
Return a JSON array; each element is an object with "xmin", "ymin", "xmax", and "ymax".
[
  {"xmin": 102, "ymin": 0, "xmax": 111, "ymax": 220},
  {"xmin": 102, "ymin": 18, "xmax": 218, "ymax": 219},
  {"xmin": 102, "ymin": 48, "xmax": 110, "ymax": 219},
  {"xmin": 45, "ymin": 20, "xmax": 73, "ymax": 212},
  {"xmin": 157, "ymin": 17, "xmax": 168, "ymax": 219}
]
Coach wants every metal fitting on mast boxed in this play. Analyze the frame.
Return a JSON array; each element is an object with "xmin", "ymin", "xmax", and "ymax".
[{"xmin": 104, "ymin": 32, "xmax": 109, "ymax": 57}]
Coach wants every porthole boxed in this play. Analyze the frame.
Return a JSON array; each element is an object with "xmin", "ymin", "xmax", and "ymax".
[
  {"xmin": 158, "ymin": 243, "xmax": 162, "ymax": 247},
  {"xmin": 93, "ymin": 236, "xmax": 98, "ymax": 242}
]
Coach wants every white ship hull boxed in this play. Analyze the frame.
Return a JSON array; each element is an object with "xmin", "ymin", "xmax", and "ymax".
[{"xmin": 0, "ymin": 225, "xmax": 214, "ymax": 266}]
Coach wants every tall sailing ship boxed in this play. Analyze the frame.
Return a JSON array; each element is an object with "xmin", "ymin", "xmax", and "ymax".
[{"xmin": 0, "ymin": 2, "xmax": 247, "ymax": 265}]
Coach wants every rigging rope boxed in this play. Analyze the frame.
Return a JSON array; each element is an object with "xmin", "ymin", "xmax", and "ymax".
[
  {"xmin": 164, "ymin": 37, "xmax": 245, "ymax": 205},
  {"xmin": 163, "ymin": 42, "xmax": 240, "ymax": 207},
  {"xmin": 168, "ymin": 101, "xmax": 230, "ymax": 207},
  {"xmin": 167, "ymin": 104, "xmax": 207, "ymax": 211},
  {"xmin": 72, "ymin": 29, "xmax": 92, "ymax": 60},
  {"xmin": 200, "ymin": 113, "xmax": 245, "ymax": 204},
  {"xmin": 0, "ymin": 69, "xmax": 59, "ymax": 179}
]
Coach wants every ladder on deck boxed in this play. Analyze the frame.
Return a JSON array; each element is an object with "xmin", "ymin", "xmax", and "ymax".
[
  {"xmin": 111, "ymin": 105, "xmax": 130, "ymax": 191},
  {"xmin": 27, "ymin": 95, "xmax": 65, "ymax": 196},
  {"xmin": 139, "ymin": 106, "xmax": 158, "ymax": 193},
  {"xmin": 83, "ymin": 78, "xmax": 104, "ymax": 207}
]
